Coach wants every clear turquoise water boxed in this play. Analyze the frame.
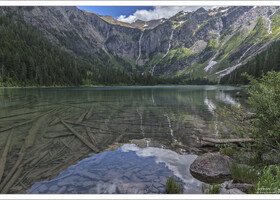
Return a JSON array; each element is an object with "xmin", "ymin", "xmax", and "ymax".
[{"xmin": 0, "ymin": 86, "xmax": 244, "ymax": 194}]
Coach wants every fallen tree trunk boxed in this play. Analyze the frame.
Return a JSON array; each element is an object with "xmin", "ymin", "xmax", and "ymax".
[
  {"xmin": 0, "ymin": 129, "xmax": 14, "ymax": 182},
  {"xmin": 61, "ymin": 120, "xmax": 99, "ymax": 153},
  {"xmin": 0, "ymin": 108, "xmax": 57, "ymax": 133},
  {"xmin": 24, "ymin": 117, "xmax": 44, "ymax": 148},
  {"xmin": 0, "ymin": 167, "xmax": 23, "ymax": 194},
  {"xmin": 85, "ymin": 107, "xmax": 94, "ymax": 120},
  {"xmin": 201, "ymin": 137, "xmax": 254, "ymax": 144},
  {"xmin": 75, "ymin": 111, "xmax": 88, "ymax": 123},
  {"xmin": 0, "ymin": 146, "xmax": 25, "ymax": 191}
]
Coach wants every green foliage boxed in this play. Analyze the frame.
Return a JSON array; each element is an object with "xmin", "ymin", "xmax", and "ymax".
[
  {"xmin": 246, "ymin": 71, "xmax": 280, "ymax": 150},
  {"xmin": 230, "ymin": 163, "xmax": 259, "ymax": 184},
  {"xmin": 206, "ymin": 39, "xmax": 218, "ymax": 51},
  {"xmin": 243, "ymin": 17, "xmax": 267, "ymax": 45},
  {"xmin": 0, "ymin": 15, "xmax": 182, "ymax": 87},
  {"xmin": 220, "ymin": 25, "xmax": 280, "ymax": 85},
  {"xmin": 166, "ymin": 177, "xmax": 183, "ymax": 194},
  {"xmin": 271, "ymin": 11, "xmax": 280, "ymax": 36},
  {"xmin": 167, "ymin": 46, "xmax": 193, "ymax": 62},
  {"xmin": 256, "ymin": 165, "xmax": 280, "ymax": 194},
  {"xmin": 220, "ymin": 146, "xmax": 236, "ymax": 156},
  {"xmin": 206, "ymin": 184, "xmax": 220, "ymax": 194},
  {"xmin": 220, "ymin": 71, "xmax": 280, "ymax": 153}
]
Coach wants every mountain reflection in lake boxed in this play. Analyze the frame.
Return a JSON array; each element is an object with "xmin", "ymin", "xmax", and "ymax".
[
  {"xmin": 28, "ymin": 144, "xmax": 201, "ymax": 194},
  {"xmin": 0, "ymin": 86, "xmax": 244, "ymax": 194}
]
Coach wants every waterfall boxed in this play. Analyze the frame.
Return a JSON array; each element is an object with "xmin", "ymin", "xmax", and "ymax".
[
  {"xmin": 204, "ymin": 31, "xmax": 237, "ymax": 72},
  {"xmin": 164, "ymin": 114, "xmax": 174, "ymax": 137},
  {"xmin": 150, "ymin": 30, "xmax": 174, "ymax": 76},
  {"xmin": 216, "ymin": 63, "xmax": 242, "ymax": 77},
  {"xmin": 217, "ymin": 7, "xmax": 280, "ymax": 77},
  {"xmin": 238, "ymin": 45, "xmax": 254, "ymax": 63},
  {"xmin": 267, "ymin": 8, "xmax": 280, "ymax": 35},
  {"xmin": 217, "ymin": 43, "xmax": 255, "ymax": 78},
  {"xmin": 164, "ymin": 30, "xmax": 174, "ymax": 58},
  {"xmin": 136, "ymin": 32, "xmax": 143, "ymax": 65}
]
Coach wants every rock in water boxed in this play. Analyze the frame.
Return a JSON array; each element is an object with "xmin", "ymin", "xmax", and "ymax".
[
  {"xmin": 190, "ymin": 153, "xmax": 233, "ymax": 183},
  {"xmin": 220, "ymin": 188, "xmax": 245, "ymax": 194}
]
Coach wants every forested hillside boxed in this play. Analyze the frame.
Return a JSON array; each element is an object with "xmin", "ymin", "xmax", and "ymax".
[
  {"xmin": 0, "ymin": 15, "xmax": 165, "ymax": 86},
  {"xmin": 220, "ymin": 40, "xmax": 280, "ymax": 84}
]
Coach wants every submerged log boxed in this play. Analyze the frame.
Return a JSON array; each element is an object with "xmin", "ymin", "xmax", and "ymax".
[
  {"xmin": 0, "ymin": 129, "xmax": 14, "ymax": 182},
  {"xmin": 0, "ymin": 167, "xmax": 23, "ymax": 194},
  {"xmin": 0, "ymin": 108, "xmax": 57, "ymax": 133},
  {"xmin": 61, "ymin": 120, "xmax": 99, "ymax": 153},
  {"xmin": 75, "ymin": 111, "xmax": 88, "ymax": 123},
  {"xmin": 201, "ymin": 137, "xmax": 254, "ymax": 144},
  {"xmin": 86, "ymin": 127, "xmax": 97, "ymax": 146},
  {"xmin": 43, "ymin": 131, "xmax": 73, "ymax": 138},
  {"xmin": 64, "ymin": 120, "xmax": 115, "ymax": 133},
  {"xmin": 24, "ymin": 117, "xmax": 44, "ymax": 148},
  {"xmin": 0, "ymin": 119, "xmax": 33, "ymax": 133},
  {"xmin": 49, "ymin": 118, "xmax": 61, "ymax": 126},
  {"xmin": 0, "ymin": 146, "xmax": 25, "ymax": 191},
  {"xmin": 85, "ymin": 107, "xmax": 94, "ymax": 120}
]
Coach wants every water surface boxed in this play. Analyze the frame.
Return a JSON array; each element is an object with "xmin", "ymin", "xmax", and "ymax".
[{"xmin": 0, "ymin": 85, "xmax": 244, "ymax": 194}]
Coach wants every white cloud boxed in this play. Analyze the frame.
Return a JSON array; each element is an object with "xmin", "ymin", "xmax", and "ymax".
[{"xmin": 117, "ymin": 6, "xmax": 217, "ymax": 23}]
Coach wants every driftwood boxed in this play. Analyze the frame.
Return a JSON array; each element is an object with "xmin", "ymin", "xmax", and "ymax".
[
  {"xmin": 85, "ymin": 107, "xmax": 94, "ymax": 120},
  {"xmin": 0, "ymin": 109, "xmax": 46, "ymax": 120},
  {"xmin": 75, "ymin": 111, "xmax": 88, "ymax": 123},
  {"xmin": 49, "ymin": 118, "xmax": 61, "ymax": 126},
  {"xmin": 24, "ymin": 117, "xmax": 44, "ymax": 148},
  {"xmin": 61, "ymin": 139, "xmax": 73, "ymax": 151},
  {"xmin": 43, "ymin": 131, "xmax": 73, "ymax": 138},
  {"xmin": 0, "ymin": 146, "xmax": 25, "ymax": 191},
  {"xmin": 61, "ymin": 120, "xmax": 99, "ymax": 153},
  {"xmin": 64, "ymin": 120, "xmax": 115, "ymax": 133},
  {"xmin": 201, "ymin": 137, "xmax": 254, "ymax": 144},
  {"xmin": 0, "ymin": 129, "xmax": 14, "ymax": 182},
  {"xmin": 0, "ymin": 108, "xmax": 57, "ymax": 133},
  {"xmin": 0, "ymin": 119, "xmax": 33, "ymax": 133},
  {"xmin": 29, "ymin": 151, "xmax": 48, "ymax": 166},
  {"xmin": 1, "ymin": 168, "xmax": 23, "ymax": 194},
  {"xmin": 86, "ymin": 127, "xmax": 97, "ymax": 145}
]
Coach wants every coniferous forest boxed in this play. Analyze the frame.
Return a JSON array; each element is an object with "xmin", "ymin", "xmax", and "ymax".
[
  {"xmin": 0, "ymin": 15, "xmax": 178, "ymax": 87},
  {"xmin": 220, "ymin": 40, "xmax": 280, "ymax": 85},
  {"xmin": 1, "ymin": 12, "xmax": 280, "ymax": 87}
]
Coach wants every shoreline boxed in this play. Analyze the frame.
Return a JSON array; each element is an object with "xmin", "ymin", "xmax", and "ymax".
[{"xmin": 0, "ymin": 84, "xmax": 247, "ymax": 89}]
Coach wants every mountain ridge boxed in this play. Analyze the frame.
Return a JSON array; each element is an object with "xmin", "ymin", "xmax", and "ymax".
[{"xmin": 0, "ymin": 6, "xmax": 280, "ymax": 82}]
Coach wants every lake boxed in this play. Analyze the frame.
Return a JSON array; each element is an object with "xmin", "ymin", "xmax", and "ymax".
[{"xmin": 0, "ymin": 86, "xmax": 244, "ymax": 194}]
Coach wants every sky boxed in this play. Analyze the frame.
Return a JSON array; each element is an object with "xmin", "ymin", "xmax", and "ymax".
[{"xmin": 77, "ymin": 6, "xmax": 215, "ymax": 23}]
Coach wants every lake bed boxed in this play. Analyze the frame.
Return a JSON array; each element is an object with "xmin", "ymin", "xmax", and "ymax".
[{"xmin": 0, "ymin": 86, "xmax": 244, "ymax": 194}]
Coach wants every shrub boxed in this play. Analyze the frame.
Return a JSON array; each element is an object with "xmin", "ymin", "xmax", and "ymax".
[
  {"xmin": 246, "ymin": 71, "xmax": 280, "ymax": 150},
  {"xmin": 166, "ymin": 177, "xmax": 183, "ymax": 194},
  {"xmin": 220, "ymin": 146, "xmax": 236, "ymax": 156},
  {"xmin": 230, "ymin": 163, "xmax": 259, "ymax": 184},
  {"xmin": 256, "ymin": 165, "xmax": 280, "ymax": 194},
  {"xmin": 206, "ymin": 184, "xmax": 220, "ymax": 194}
]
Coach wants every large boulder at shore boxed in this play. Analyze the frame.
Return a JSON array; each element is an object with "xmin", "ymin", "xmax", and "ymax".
[{"xmin": 190, "ymin": 153, "xmax": 233, "ymax": 183}]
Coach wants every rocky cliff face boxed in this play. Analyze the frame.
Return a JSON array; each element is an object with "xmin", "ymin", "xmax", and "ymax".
[{"xmin": 0, "ymin": 6, "xmax": 279, "ymax": 79}]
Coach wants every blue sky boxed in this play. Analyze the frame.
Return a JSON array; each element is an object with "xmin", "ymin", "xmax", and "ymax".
[
  {"xmin": 77, "ymin": 6, "xmax": 153, "ymax": 18},
  {"xmin": 77, "ymin": 6, "xmax": 213, "ymax": 23}
]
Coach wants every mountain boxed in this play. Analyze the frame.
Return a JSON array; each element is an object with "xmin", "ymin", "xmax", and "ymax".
[{"xmin": 0, "ymin": 6, "xmax": 280, "ymax": 84}]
